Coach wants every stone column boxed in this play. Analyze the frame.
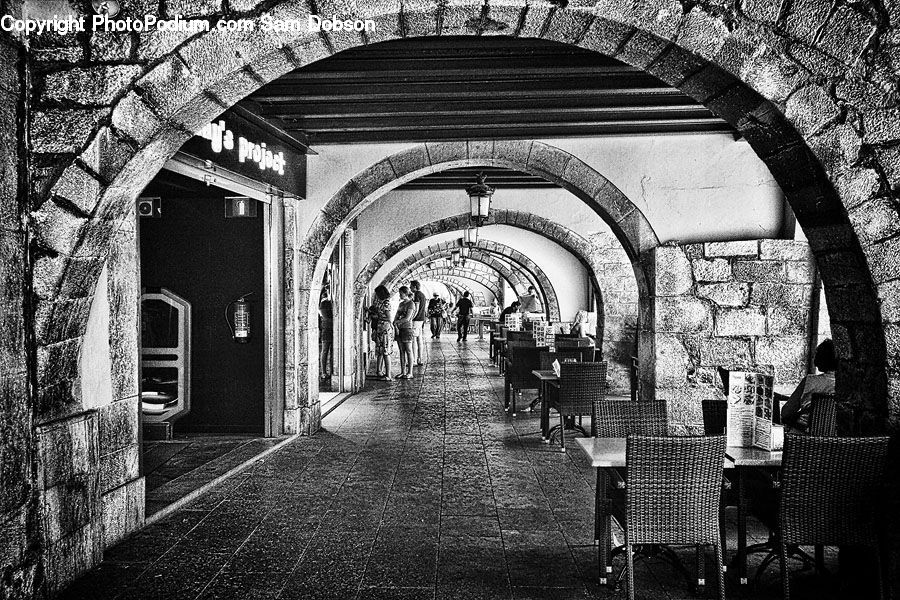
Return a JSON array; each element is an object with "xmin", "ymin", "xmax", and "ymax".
[
  {"xmin": 98, "ymin": 215, "xmax": 143, "ymax": 548},
  {"xmin": 340, "ymin": 227, "xmax": 355, "ymax": 392},
  {"xmin": 0, "ymin": 30, "xmax": 37, "ymax": 599}
]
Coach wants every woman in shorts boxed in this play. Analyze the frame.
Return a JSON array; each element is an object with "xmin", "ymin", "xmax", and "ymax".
[{"xmin": 393, "ymin": 286, "xmax": 416, "ymax": 379}]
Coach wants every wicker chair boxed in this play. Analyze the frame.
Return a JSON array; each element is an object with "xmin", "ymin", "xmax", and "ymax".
[
  {"xmin": 808, "ymin": 393, "xmax": 837, "ymax": 436},
  {"xmin": 539, "ymin": 350, "xmax": 582, "ymax": 371},
  {"xmin": 593, "ymin": 399, "xmax": 668, "ymax": 583},
  {"xmin": 506, "ymin": 330, "xmax": 533, "ymax": 342},
  {"xmin": 548, "ymin": 361, "xmax": 607, "ymax": 450},
  {"xmin": 504, "ymin": 344, "xmax": 546, "ymax": 416},
  {"xmin": 619, "ymin": 435, "xmax": 728, "ymax": 600},
  {"xmin": 594, "ymin": 399, "xmax": 668, "ymax": 437},
  {"xmin": 776, "ymin": 434, "xmax": 890, "ymax": 599},
  {"xmin": 528, "ymin": 350, "xmax": 584, "ymax": 414},
  {"xmin": 498, "ymin": 330, "xmax": 533, "ymax": 374},
  {"xmin": 701, "ymin": 399, "xmax": 735, "ymax": 562},
  {"xmin": 555, "ymin": 336, "xmax": 594, "ymax": 349}
]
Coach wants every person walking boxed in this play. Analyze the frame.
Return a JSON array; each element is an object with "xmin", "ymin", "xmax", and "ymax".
[
  {"xmin": 410, "ymin": 280, "xmax": 427, "ymax": 365},
  {"xmin": 367, "ymin": 285, "xmax": 393, "ymax": 380},
  {"xmin": 318, "ymin": 288, "xmax": 334, "ymax": 380},
  {"xmin": 427, "ymin": 293, "xmax": 445, "ymax": 338},
  {"xmin": 452, "ymin": 291, "xmax": 474, "ymax": 342},
  {"xmin": 393, "ymin": 286, "xmax": 416, "ymax": 379}
]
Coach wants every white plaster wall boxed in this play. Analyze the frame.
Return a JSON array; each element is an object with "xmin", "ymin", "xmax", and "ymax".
[
  {"xmin": 78, "ymin": 265, "xmax": 113, "ymax": 409},
  {"xmin": 353, "ymin": 186, "xmax": 609, "ymax": 269},
  {"xmin": 546, "ymin": 135, "xmax": 785, "ymax": 243},
  {"xmin": 307, "ymin": 134, "xmax": 786, "ymax": 251},
  {"xmin": 370, "ymin": 225, "xmax": 589, "ymax": 320}
]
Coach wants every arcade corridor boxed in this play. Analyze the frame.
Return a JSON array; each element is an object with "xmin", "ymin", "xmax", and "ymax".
[{"xmin": 57, "ymin": 339, "xmax": 840, "ymax": 600}]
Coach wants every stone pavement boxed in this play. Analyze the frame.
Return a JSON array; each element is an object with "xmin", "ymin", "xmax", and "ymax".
[{"xmin": 58, "ymin": 338, "xmax": 846, "ymax": 600}]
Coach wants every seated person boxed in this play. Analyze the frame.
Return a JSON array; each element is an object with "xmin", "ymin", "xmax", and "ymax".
[
  {"xmin": 780, "ymin": 339, "xmax": 836, "ymax": 433},
  {"xmin": 570, "ymin": 310, "xmax": 592, "ymax": 338},
  {"xmin": 499, "ymin": 301, "xmax": 520, "ymax": 323}
]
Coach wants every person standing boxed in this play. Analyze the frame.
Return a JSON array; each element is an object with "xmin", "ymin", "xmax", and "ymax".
[
  {"xmin": 318, "ymin": 288, "xmax": 334, "ymax": 380},
  {"xmin": 453, "ymin": 291, "xmax": 474, "ymax": 342},
  {"xmin": 410, "ymin": 280, "xmax": 427, "ymax": 365},
  {"xmin": 367, "ymin": 285, "xmax": 394, "ymax": 380},
  {"xmin": 427, "ymin": 293, "xmax": 445, "ymax": 338},
  {"xmin": 393, "ymin": 286, "xmax": 416, "ymax": 379}
]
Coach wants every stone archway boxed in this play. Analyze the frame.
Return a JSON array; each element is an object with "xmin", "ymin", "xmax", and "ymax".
[
  {"xmin": 355, "ymin": 209, "xmax": 634, "ymax": 324},
  {"xmin": 381, "ymin": 241, "xmax": 558, "ymax": 320},
  {"xmin": 388, "ymin": 254, "xmax": 533, "ymax": 309},
  {"xmin": 401, "ymin": 268, "xmax": 503, "ymax": 302}
]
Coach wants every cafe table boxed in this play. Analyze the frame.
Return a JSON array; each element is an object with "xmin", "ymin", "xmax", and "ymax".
[
  {"xmin": 531, "ymin": 369, "xmax": 559, "ymax": 441},
  {"xmin": 724, "ymin": 444, "xmax": 783, "ymax": 585},
  {"xmin": 575, "ymin": 437, "xmax": 736, "ymax": 586},
  {"xmin": 473, "ymin": 316, "xmax": 498, "ymax": 341}
]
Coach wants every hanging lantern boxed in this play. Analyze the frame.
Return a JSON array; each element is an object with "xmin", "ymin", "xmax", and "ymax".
[
  {"xmin": 451, "ymin": 249, "xmax": 461, "ymax": 266},
  {"xmin": 467, "ymin": 172, "xmax": 494, "ymax": 226},
  {"xmin": 463, "ymin": 226, "xmax": 478, "ymax": 247}
]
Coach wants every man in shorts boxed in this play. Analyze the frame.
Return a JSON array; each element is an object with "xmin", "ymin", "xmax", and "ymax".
[{"xmin": 410, "ymin": 280, "xmax": 428, "ymax": 365}]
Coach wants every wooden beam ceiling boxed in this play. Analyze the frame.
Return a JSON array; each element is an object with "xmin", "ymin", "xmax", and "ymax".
[{"xmin": 242, "ymin": 37, "xmax": 734, "ymax": 147}]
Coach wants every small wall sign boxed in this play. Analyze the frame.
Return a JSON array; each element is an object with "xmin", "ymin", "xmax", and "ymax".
[{"xmin": 225, "ymin": 196, "xmax": 258, "ymax": 218}]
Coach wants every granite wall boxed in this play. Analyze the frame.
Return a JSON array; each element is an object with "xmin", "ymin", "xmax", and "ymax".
[
  {"xmin": 0, "ymin": 24, "xmax": 37, "ymax": 600},
  {"xmin": 643, "ymin": 239, "xmax": 816, "ymax": 435},
  {"xmin": 587, "ymin": 231, "xmax": 639, "ymax": 395},
  {"xmin": 35, "ymin": 214, "xmax": 143, "ymax": 596}
]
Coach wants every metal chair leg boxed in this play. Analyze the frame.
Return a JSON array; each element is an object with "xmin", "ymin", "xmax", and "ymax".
[
  {"xmin": 626, "ymin": 541, "xmax": 636, "ymax": 600},
  {"xmin": 714, "ymin": 544, "xmax": 725, "ymax": 600},
  {"xmin": 779, "ymin": 541, "xmax": 790, "ymax": 600},
  {"xmin": 696, "ymin": 545, "xmax": 705, "ymax": 588}
]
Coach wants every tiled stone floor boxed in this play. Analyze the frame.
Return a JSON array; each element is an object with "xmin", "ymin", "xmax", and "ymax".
[
  {"xmin": 144, "ymin": 436, "xmax": 288, "ymax": 517},
  {"xmin": 60, "ymin": 338, "xmax": 858, "ymax": 600}
]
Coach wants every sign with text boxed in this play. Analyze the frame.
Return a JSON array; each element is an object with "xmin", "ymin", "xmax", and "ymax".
[{"xmin": 181, "ymin": 109, "xmax": 306, "ymax": 196}]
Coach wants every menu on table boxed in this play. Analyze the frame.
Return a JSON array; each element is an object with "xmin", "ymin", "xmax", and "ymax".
[
  {"xmin": 534, "ymin": 323, "xmax": 555, "ymax": 350},
  {"xmin": 504, "ymin": 313, "xmax": 522, "ymax": 331},
  {"xmin": 725, "ymin": 370, "xmax": 775, "ymax": 450}
]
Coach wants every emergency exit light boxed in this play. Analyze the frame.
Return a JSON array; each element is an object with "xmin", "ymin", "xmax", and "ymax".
[{"xmin": 225, "ymin": 196, "xmax": 257, "ymax": 218}]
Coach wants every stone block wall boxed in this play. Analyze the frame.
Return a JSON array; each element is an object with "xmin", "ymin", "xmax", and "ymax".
[
  {"xmin": 588, "ymin": 231, "xmax": 638, "ymax": 395},
  {"xmin": 97, "ymin": 220, "xmax": 143, "ymax": 549},
  {"xmin": 644, "ymin": 240, "xmax": 816, "ymax": 435},
  {"xmin": 33, "ymin": 215, "xmax": 145, "ymax": 595},
  {"xmin": 0, "ymin": 28, "xmax": 37, "ymax": 600}
]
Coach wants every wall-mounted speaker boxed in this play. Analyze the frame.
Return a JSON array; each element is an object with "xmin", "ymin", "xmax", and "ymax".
[{"xmin": 138, "ymin": 197, "xmax": 161, "ymax": 218}]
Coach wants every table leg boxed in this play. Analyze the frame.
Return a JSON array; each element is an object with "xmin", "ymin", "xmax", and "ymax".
[
  {"xmin": 541, "ymin": 381, "xmax": 550, "ymax": 443},
  {"xmin": 478, "ymin": 320, "xmax": 484, "ymax": 340},
  {"xmin": 596, "ymin": 468, "xmax": 611, "ymax": 585}
]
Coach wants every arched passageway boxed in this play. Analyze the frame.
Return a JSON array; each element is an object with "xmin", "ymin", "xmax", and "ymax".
[
  {"xmin": 6, "ymin": 2, "xmax": 900, "ymax": 595},
  {"xmin": 381, "ymin": 240, "xmax": 557, "ymax": 320}
]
